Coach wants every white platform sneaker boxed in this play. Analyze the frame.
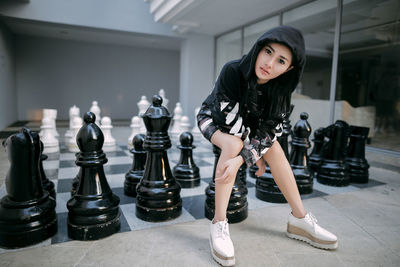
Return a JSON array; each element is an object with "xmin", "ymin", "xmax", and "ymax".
[
  {"xmin": 209, "ymin": 219, "xmax": 235, "ymax": 266},
  {"xmin": 286, "ymin": 212, "xmax": 338, "ymax": 250}
]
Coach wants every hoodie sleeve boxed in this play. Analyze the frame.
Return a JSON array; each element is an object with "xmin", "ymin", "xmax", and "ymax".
[
  {"xmin": 206, "ymin": 63, "xmax": 247, "ymax": 137},
  {"xmin": 239, "ymin": 122, "xmax": 283, "ymax": 167}
]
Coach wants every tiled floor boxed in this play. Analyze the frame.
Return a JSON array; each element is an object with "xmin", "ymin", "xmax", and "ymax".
[{"xmin": 0, "ymin": 122, "xmax": 399, "ymax": 266}]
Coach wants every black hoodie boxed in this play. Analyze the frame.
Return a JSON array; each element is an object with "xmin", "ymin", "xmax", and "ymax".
[{"xmin": 203, "ymin": 25, "xmax": 306, "ymax": 166}]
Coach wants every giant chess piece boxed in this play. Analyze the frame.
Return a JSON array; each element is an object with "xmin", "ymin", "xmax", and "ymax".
[
  {"xmin": 172, "ymin": 132, "xmax": 200, "ymax": 188},
  {"xmin": 128, "ymin": 116, "xmax": 141, "ymax": 148},
  {"xmin": 0, "ymin": 128, "xmax": 57, "ymax": 248},
  {"xmin": 158, "ymin": 88, "xmax": 169, "ymax": 109},
  {"xmin": 346, "ymin": 126, "xmax": 370, "ymax": 183},
  {"xmin": 309, "ymin": 127, "xmax": 325, "ymax": 176},
  {"xmin": 135, "ymin": 95, "xmax": 182, "ymax": 222},
  {"xmin": 289, "ymin": 112, "xmax": 313, "ymax": 194},
  {"xmin": 316, "ymin": 120, "xmax": 350, "ymax": 186},
  {"xmin": 101, "ymin": 116, "xmax": 117, "ymax": 152},
  {"xmin": 39, "ymin": 141, "xmax": 56, "ymax": 199},
  {"xmin": 90, "ymin": 101, "xmax": 101, "ymax": 125},
  {"xmin": 138, "ymin": 96, "xmax": 150, "ymax": 134},
  {"xmin": 205, "ymin": 145, "xmax": 248, "ymax": 223},
  {"xmin": 65, "ymin": 105, "xmax": 80, "ymax": 141},
  {"xmin": 67, "ymin": 112, "xmax": 121, "ymax": 240},
  {"xmin": 40, "ymin": 116, "xmax": 60, "ymax": 153},
  {"xmin": 170, "ymin": 102, "xmax": 183, "ymax": 135},
  {"xmin": 124, "ymin": 134, "xmax": 146, "ymax": 197}
]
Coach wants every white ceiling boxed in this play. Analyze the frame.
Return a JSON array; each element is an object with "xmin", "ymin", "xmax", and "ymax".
[{"xmin": 0, "ymin": 0, "xmax": 305, "ymax": 50}]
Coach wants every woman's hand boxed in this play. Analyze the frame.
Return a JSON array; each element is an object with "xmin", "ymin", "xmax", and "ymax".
[
  {"xmin": 215, "ymin": 156, "xmax": 243, "ymax": 184},
  {"xmin": 255, "ymin": 158, "xmax": 266, "ymax": 177}
]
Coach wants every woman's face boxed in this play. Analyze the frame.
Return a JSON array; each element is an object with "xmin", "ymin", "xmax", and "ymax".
[{"xmin": 255, "ymin": 42, "xmax": 293, "ymax": 84}]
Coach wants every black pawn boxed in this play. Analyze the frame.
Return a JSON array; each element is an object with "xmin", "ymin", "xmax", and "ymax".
[
  {"xmin": 173, "ymin": 132, "xmax": 200, "ymax": 188},
  {"xmin": 135, "ymin": 95, "xmax": 182, "ymax": 222},
  {"xmin": 205, "ymin": 145, "xmax": 248, "ymax": 223},
  {"xmin": 346, "ymin": 126, "xmax": 370, "ymax": 183},
  {"xmin": 0, "ymin": 128, "xmax": 57, "ymax": 248},
  {"xmin": 309, "ymin": 127, "xmax": 325, "ymax": 176},
  {"xmin": 39, "ymin": 141, "xmax": 56, "ymax": 199},
  {"xmin": 67, "ymin": 112, "xmax": 121, "ymax": 240},
  {"xmin": 289, "ymin": 112, "xmax": 313, "ymax": 194},
  {"xmin": 316, "ymin": 120, "xmax": 350, "ymax": 186},
  {"xmin": 124, "ymin": 134, "xmax": 146, "ymax": 196}
]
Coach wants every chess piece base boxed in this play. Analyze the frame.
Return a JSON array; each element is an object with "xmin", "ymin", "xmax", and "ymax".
[
  {"xmin": 68, "ymin": 210, "xmax": 121, "ymax": 241},
  {"xmin": 204, "ymin": 202, "xmax": 248, "ymax": 224},
  {"xmin": 0, "ymin": 195, "xmax": 57, "ymax": 249},
  {"xmin": 136, "ymin": 200, "xmax": 182, "ymax": 222}
]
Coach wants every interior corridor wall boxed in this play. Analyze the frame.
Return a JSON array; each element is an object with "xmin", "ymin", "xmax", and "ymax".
[
  {"xmin": 0, "ymin": 23, "xmax": 17, "ymax": 130},
  {"xmin": 16, "ymin": 35, "xmax": 180, "ymax": 120}
]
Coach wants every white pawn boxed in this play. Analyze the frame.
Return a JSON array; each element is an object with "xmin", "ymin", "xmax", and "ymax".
[
  {"xmin": 40, "ymin": 109, "xmax": 59, "ymax": 138},
  {"xmin": 180, "ymin": 116, "xmax": 191, "ymax": 133},
  {"xmin": 137, "ymin": 96, "xmax": 150, "ymax": 134},
  {"xmin": 90, "ymin": 101, "xmax": 101, "ymax": 125},
  {"xmin": 101, "ymin": 116, "xmax": 116, "ymax": 152},
  {"xmin": 68, "ymin": 116, "xmax": 82, "ymax": 152},
  {"xmin": 65, "ymin": 105, "xmax": 80, "ymax": 141},
  {"xmin": 158, "ymin": 89, "xmax": 169, "ymax": 109},
  {"xmin": 40, "ymin": 117, "xmax": 59, "ymax": 153},
  {"xmin": 128, "ymin": 116, "xmax": 142, "ymax": 148},
  {"xmin": 170, "ymin": 102, "xmax": 183, "ymax": 135}
]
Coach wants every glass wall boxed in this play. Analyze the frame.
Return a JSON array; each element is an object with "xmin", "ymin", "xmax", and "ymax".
[
  {"xmin": 283, "ymin": 0, "xmax": 336, "ymax": 99},
  {"xmin": 215, "ymin": 29, "xmax": 242, "ymax": 79},
  {"xmin": 337, "ymin": 0, "xmax": 400, "ymax": 151},
  {"xmin": 214, "ymin": 0, "xmax": 400, "ymax": 151}
]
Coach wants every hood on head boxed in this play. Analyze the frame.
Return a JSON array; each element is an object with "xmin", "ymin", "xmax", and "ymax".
[{"xmin": 239, "ymin": 25, "xmax": 306, "ymax": 95}]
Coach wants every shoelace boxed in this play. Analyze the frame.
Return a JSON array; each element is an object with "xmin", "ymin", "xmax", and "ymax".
[
  {"xmin": 307, "ymin": 212, "xmax": 319, "ymax": 232},
  {"xmin": 216, "ymin": 221, "xmax": 230, "ymax": 240}
]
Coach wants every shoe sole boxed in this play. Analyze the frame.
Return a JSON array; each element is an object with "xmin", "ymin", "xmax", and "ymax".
[
  {"xmin": 209, "ymin": 237, "xmax": 235, "ymax": 266},
  {"xmin": 287, "ymin": 225, "xmax": 338, "ymax": 250}
]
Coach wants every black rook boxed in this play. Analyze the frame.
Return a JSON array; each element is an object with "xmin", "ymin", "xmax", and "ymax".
[
  {"xmin": 346, "ymin": 126, "xmax": 370, "ymax": 183},
  {"xmin": 67, "ymin": 112, "xmax": 121, "ymax": 240},
  {"xmin": 316, "ymin": 120, "xmax": 350, "ymax": 186},
  {"xmin": 135, "ymin": 95, "xmax": 182, "ymax": 222}
]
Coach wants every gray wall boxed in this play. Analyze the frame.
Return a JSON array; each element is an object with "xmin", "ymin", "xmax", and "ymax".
[
  {"xmin": 16, "ymin": 35, "xmax": 180, "ymax": 120},
  {"xmin": 0, "ymin": 22, "xmax": 17, "ymax": 130},
  {"xmin": 180, "ymin": 34, "xmax": 214, "ymax": 125}
]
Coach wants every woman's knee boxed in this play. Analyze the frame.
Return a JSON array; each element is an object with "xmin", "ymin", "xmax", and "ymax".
[{"xmin": 211, "ymin": 131, "xmax": 243, "ymax": 154}]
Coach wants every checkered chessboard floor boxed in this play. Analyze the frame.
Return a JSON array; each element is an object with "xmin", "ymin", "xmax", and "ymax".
[{"xmin": 0, "ymin": 123, "xmax": 386, "ymax": 252}]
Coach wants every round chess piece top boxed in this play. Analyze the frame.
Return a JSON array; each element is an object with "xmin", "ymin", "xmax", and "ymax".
[
  {"xmin": 143, "ymin": 95, "xmax": 170, "ymax": 119},
  {"xmin": 178, "ymin": 131, "xmax": 196, "ymax": 149},
  {"xmin": 300, "ymin": 112, "xmax": 308, "ymax": 120},
  {"xmin": 77, "ymin": 112, "xmax": 104, "ymax": 153},
  {"xmin": 131, "ymin": 116, "xmax": 141, "ymax": 125},
  {"xmin": 293, "ymin": 112, "xmax": 311, "ymax": 139},
  {"xmin": 132, "ymin": 133, "xmax": 145, "ymax": 152},
  {"xmin": 313, "ymin": 127, "xmax": 325, "ymax": 140}
]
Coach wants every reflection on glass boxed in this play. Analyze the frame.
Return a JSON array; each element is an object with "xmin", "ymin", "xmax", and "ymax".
[
  {"xmin": 243, "ymin": 16, "xmax": 279, "ymax": 54},
  {"xmin": 283, "ymin": 0, "xmax": 336, "ymax": 100},
  {"xmin": 215, "ymin": 30, "xmax": 242, "ymax": 79},
  {"xmin": 337, "ymin": 0, "xmax": 400, "ymax": 151}
]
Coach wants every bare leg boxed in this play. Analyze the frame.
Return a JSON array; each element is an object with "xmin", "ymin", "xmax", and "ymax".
[
  {"xmin": 210, "ymin": 130, "xmax": 244, "ymax": 222},
  {"xmin": 263, "ymin": 141, "xmax": 306, "ymax": 218}
]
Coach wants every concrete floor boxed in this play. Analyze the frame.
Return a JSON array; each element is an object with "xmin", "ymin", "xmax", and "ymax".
[{"xmin": 0, "ymin": 127, "xmax": 399, "ymax": 266}]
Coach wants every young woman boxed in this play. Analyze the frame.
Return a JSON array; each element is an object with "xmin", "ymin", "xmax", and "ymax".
[{"xmin": 197, "ymin": 26, "xmax": 338, "ymax": 266}]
